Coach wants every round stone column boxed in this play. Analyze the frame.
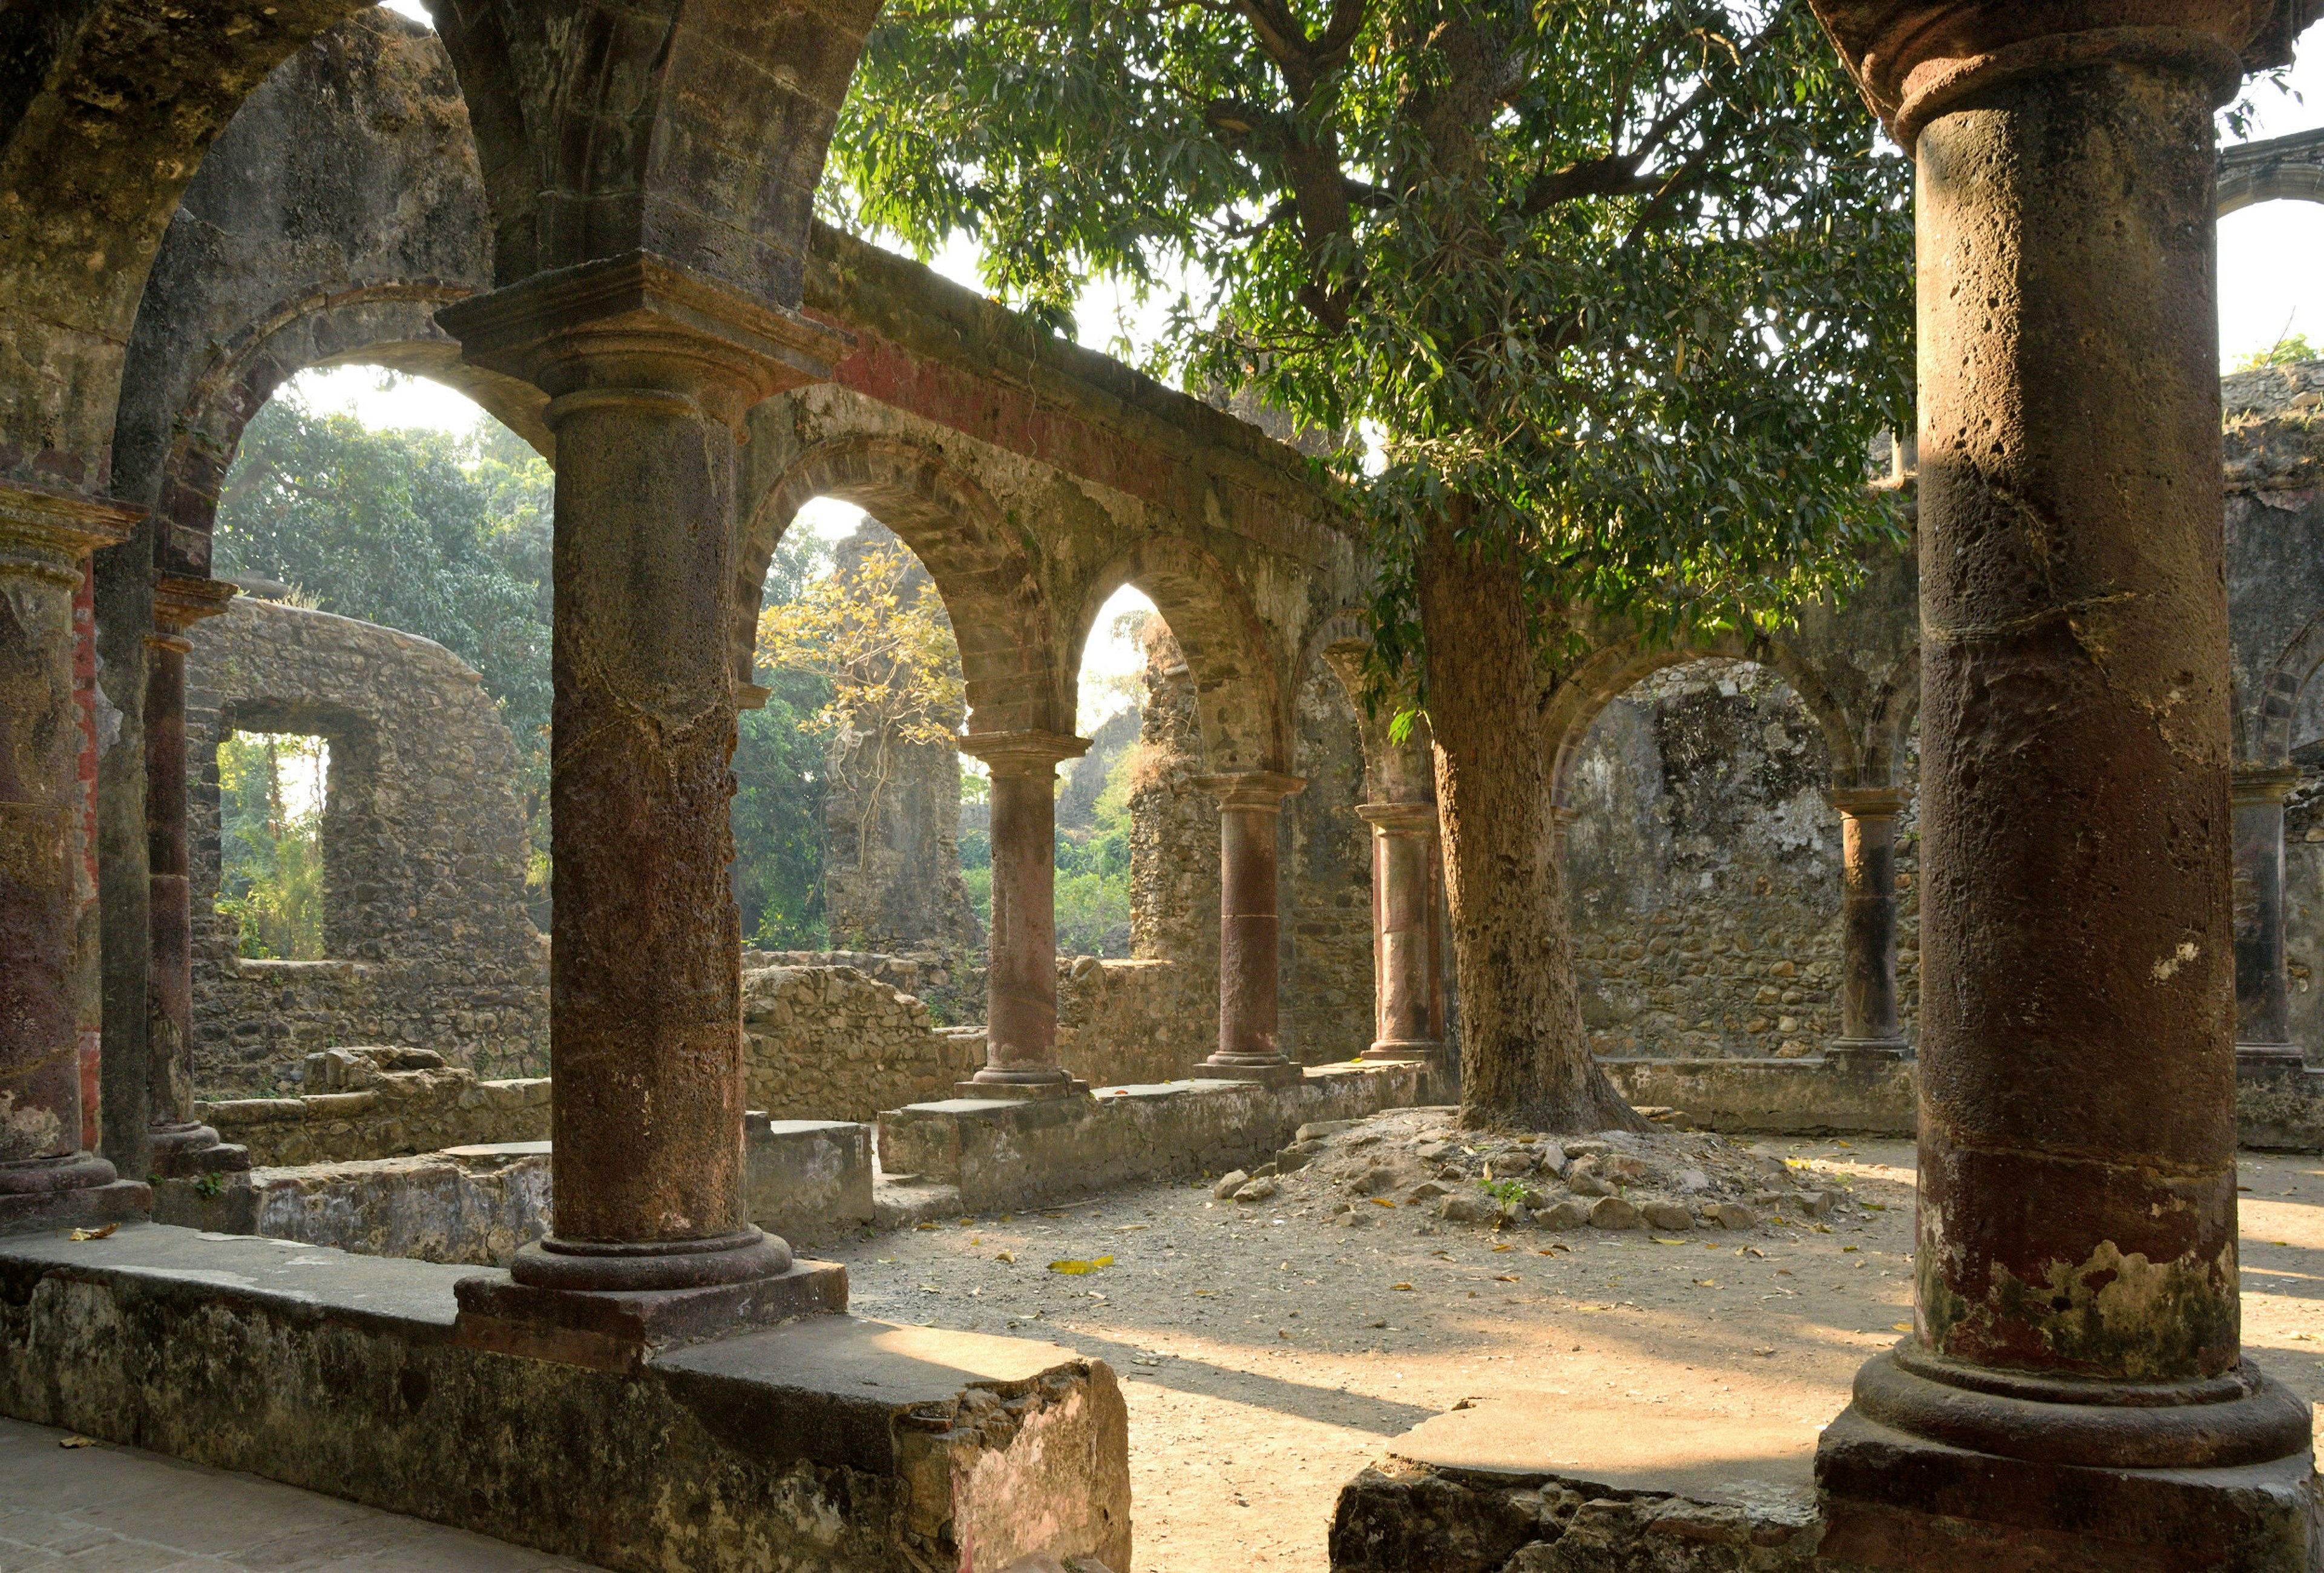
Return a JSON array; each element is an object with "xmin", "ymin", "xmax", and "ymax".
[
  {"xmin": 1809, "ymin": 10, "xmax": 2317, "ymax": 1563},
  {"xmin": 440, "ymin": 258, "xmax": 842, "ymax": 1301},
  {"xmin": 1356, "ymin": 800, "xmax": 1443, "ymax": 1067},
  {"xmin": 2232, "ymin": 766, "xmax": 2302, "ymax": 1066},
  {"xmin": 1194, "ymin": 772, "xmax": 1304, "ymax": 1088},
  {"xmin": 144, "ymin": 574, "xmax": 248, "ymax": 1178},
  {"xmin": 956, "ymin": 729, "xmax": 1089, "ymax": 1098},
  {"xmin": 1827, "ymin": 787, "xmax": 1909, "ymax": 1057},
  {"xmin": 0, "ymin": 485, "xmax": 145, "ymax": 1233}
]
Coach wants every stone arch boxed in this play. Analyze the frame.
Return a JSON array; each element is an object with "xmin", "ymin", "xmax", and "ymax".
[
  {"xmin": 1546, "ymin": 632, "xmax": 1862, "ymax": 811},
  {"xmin": 1859, "ymin": 646, "xmax": 1921, "ymax": 792},
  {"xmin": 735, "ymin": 436, "xmax": 1066, "ymax": 737},
  {"xmin": 148, "ymin": 284, "xmax": 551, "ymax": 578},
  {"xmin": 2218, "ymin": 128, "xmax": 2324, "ymax": 216},
  {"xmin": 2245, "ymin": 608, "xmax": 2324, "ymax": 768},
  {"xmin": 1074, "ymin": 537, "xmax": 1288, "ymax": 773}
]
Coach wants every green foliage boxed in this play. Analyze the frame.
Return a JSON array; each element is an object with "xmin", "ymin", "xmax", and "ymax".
[
  {"xmin": 1480, "ymin": 1177, "xmax": 1528, "ymax": 1206},
  {"xmin": 735, "ymin": 532, "xmax": 836, "ymax": 948},
  {"xmin": 828, "ymin": 0, "xmax": 1915, "ymax": 680},
  {"xmin": 215, "ymin": 732, "xmax": 326, "ymax": 961},
  {"xmin": 1053, "ymin": 744, "xmax": 1135, "ymax": 956},
  {"xmin": 214, "ymin": 392, "xmax": 554, "ymax": 876},
  {"xmin": 2236, "ymin": 332, "xmax": 2319, "ymax": 372}
]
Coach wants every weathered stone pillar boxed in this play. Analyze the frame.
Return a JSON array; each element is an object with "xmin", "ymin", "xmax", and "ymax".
[
  {"xmin": 438, "ymin": 258, "xmax": 841, "ymax": 1310},
  {"xmin": 1809, "ymin": 7, "xmax": 2319, "ymax": 1564},
  {"xmin": 1195, "ymin": 772, "xmax": 1304, "ymax": 1087},
  {"xmin": 0, "ymin": 485, "xmax": 147, "ymax": 1232},
  {"xmin": 2233, "ymin": 766, "xmax": 2302, "ymax": 1066},
  {"xmin": 143, "ymin": 575, "xmax": 247, "ymax": 1178},
  {"xmin": 1356, "ymin": 800, "xmax": 1443, "ymax": 1068},
  {"xmin": 956, "ymin": 730, "xmax": 1088, "ymax": 1097},
  {"xmin": 1827, "ymin": 786, "xmax": 1908, "ymax": 1057}
]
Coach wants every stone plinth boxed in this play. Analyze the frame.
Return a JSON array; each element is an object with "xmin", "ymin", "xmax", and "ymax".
[
  {"xmin": 747, "ymin": 1118, "xmax": 877, "ymax": 1243},
  {"xmin": 0, "ymin": 1223, "xmax": 1131, "ymax": 1572},
  {"xmin": 877, "ymin": 1062, "xmax": 1425, "ymax": 1213}
]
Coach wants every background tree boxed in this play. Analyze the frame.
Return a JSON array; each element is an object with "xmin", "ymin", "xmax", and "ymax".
[
  {"xmin": 828, "ymin": 0, "xmax": 1912, "ymax": 1129},
  {"xmin": 735, "ymin": 533, "xmax": 836, "ymax": 947}
]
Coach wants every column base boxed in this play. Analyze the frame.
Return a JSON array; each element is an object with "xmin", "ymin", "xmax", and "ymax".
[
  {"xmin": 0, "ymin": 1153, "xmax": 150, "ymax": 1236},
  {"xmin": 1197, "ymin": 1054, "xmax": 1306, "ymax": 1090},
  {"xmin": 1359, "ymin": 1038, "xmax": 1443, "ymax": 1065},
  {"xmin": 146, "ymin": 1123, "xmax": 252, "ymax": 1179},
  {"xmin": 1817, "ymin": 1351, "xmax": 2317, "ymax": 1572},
  {"xmin": 1827, "ymin": 1036, "xmax": 1912, "ymax": 1063},
  {"xmin": 2236, "ymin": 1040, "xmax": 2308, "ymax": 1069},
  {"xmin": 958, "ymin": 1069, "xmax": 1090, "ymax": 1100},
  {"xmin": 453, "ymin": 1256, "xmax": 849, "ymax": 1371}
]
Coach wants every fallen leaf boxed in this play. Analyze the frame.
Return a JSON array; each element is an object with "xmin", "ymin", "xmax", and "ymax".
[
  {"xmin": 994, "ymin": 1250, "xmax": 1015, "ymax": 1263},
  {"xmin": 1650, "ymin": 1236, "xmax": 1689, "ymax": 1246},
  {"xmin": 1693, "ymin": 1279, "xmax": 1717, "ymax": 1288},
  {"xmin": 59, "ymin": 1436, "xmax": 97, "ymax": 1448},
  {"xmin": 1046, "ymin": 1256, "xmax": 1115, "ymax": 1275},
  {"xmin": 1369, "ymin": 1198, "xmax": 1397, "ymax": 1209},
  {"xmin": 1493, "ymin": 1275, "xmax": 1518, "ymax": 1283},
  {"xmin": 1892, "ymin": 1322, "xmax": 1913, "ymax": 1333},
  {"xmin": 1492, "ymin": 1244, "xmax": 1514, "ymax": 1253},
  {"xmin": 68, "ymin": 1224, "xmax": 116, "ymax": 1242},
  {"xmin": 916, "ymin": 1223, "xmax": 940, "ymax": 1232},
  {"xmin": 1391, "ymin": 1282, "xmax": 1414, "ymax": 1292}
]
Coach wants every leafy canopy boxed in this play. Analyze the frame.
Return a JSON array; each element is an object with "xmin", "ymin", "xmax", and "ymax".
[{"xmin": 827, "ymin": 0, "xmax": 1914, "ymax": 671}]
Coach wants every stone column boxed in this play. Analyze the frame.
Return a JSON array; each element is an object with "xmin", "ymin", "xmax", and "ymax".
[
  {"xmin": 143, "ymin": 575, "xmax": 248, "ymax": 1178},
  {"xmin": 1808, "ymin": 9, "xmax": 2317, "ymax": 1564},
  {"xmin": 1356, "ymin": 800, "xmax": 1443, "ymax": 1068},
  {"xmin": 2233, "ymin": 766, "xmax": 2302, "ymax": 1066},
  {"xmin": 1193, "ymin": 772, "xmax": 1304, "ymax": 1087},
  {"xmin": 955, "ymin": 730, "xmax": 1089, "ymax": 1098},
  {"xmin": 438, "ymin": 257, "xmax": 841, "ymax": 1310},
  {"xmin": 0, "ymin": 485, "xmax": 146, "ymax": 1232},
  {"xmin": 1827, "ymin": 786, "xmax": 1909, "ymax": 1058}
]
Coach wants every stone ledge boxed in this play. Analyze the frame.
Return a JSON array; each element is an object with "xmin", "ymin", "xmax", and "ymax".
[
  {"xmin": 0, "ymin": 1223, "xmax": 1130, "ymax": 1572},
  {"xmin": 877, "ymin": 1062, "xmax": 1426, "ymax": 1213}
]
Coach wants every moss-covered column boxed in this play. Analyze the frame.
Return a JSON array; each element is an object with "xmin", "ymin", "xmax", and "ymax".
[
  {"xmin": 143, "ymin": 574, "xmax": 247, "ymax": 1178},
  {"xmin": 1356, "ymin": 800, "xmax": 1443, "ymax": 1069},
  {"xmin": 1828, "ymin": 786, "xmax": 1908, "ymax": 1057},
  {"xmin": 956, "ymin": 730, "xmax": 1088, "ymax": 1097},
  {"xmin": 440, "ymin": 258, "xmax": 839, "ymax": 1299},
  {"xmin": 2232, "ymin": 766, "xmax": 2301, "ymax": 1065},
  {"xmin": 1195, "ymin": 772, "xmax": 1304, "ymax": 1087},
  {"xmin": 1808, "ymin": 6, "xmax": 2318, "ymax": 1563},
  {"xmin": 0, "ymin": 485, "xmax": 146, "ymax": 1232}
]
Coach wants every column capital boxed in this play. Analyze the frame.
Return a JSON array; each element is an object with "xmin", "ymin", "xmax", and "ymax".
[
  {"xmin": 0, "ymin": 484, "xmax": 139, "ymax": 583},
  {"xmin": 1827, "ymin": 786, "xmax": 1907, "ymax": 818},
  {"xmin": 2232, "ymin": 764, "xmax": 2303, "ymax": 805},
  {"xmin": 1808, "ymin": 2, "xmax": 2312, "ymax": 149},
  {"xmin": 1193, "ymin": 770, "xmax": 1305, "ymax": 810},
  {"xmin": 1357, "ymin": 799, "xmax": 1439, "ymax": 834},
  {"xmin": 436, "ymin": 252, "xmax": 850, "ymax": 436},
  {"xmin": 151, "ymin": 574, "xmax": 237, "ymax": 636},
  {"xmin": 956, "ymin": 729, "xmax": 1090, "ymax": 775}
]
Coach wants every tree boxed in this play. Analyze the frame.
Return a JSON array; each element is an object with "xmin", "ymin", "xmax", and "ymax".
[
  {"xmin": 734, "ymin": 533, "xmax": 836, "ymax": 947},
  {"xmin": 827, "ymin": 0, "xmax": 1912, "ymax": 1129}
]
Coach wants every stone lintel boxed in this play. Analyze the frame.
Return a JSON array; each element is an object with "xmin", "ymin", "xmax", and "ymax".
[
  {"xmin": 1192, "ymin": 770, "xmax": 1305, "ymax": 810},
  {"xmin": 1356, "ymin": 800, "xmax": 1439, "ymax": 834},
  {"xmin": 956, "ymin": 729, "xmax": 1091, "ymax": 775},
  {"xmin": 1807, "ymin": 2, "xmax": 2306, "ymax": 151},
  {"xmin": 0, "ymin": 1223, "xmax": 1131, "ymax": 1571},
  {"xmin": 0, "ymin": 483, "xmax": 141, "ymax": 578},
  {"xmin": 2231, "ymin": 764, "xmax": 2303, "ymax": 805},
  {"xmin": 436, "ymin": 251, "xmax": 850, "ymax": 430}
]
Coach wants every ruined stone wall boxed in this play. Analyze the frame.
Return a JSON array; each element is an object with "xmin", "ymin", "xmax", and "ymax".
[
  {"xmin": 1055, "ymin": 957, "xmax": 1208, "ymax": 1085},
  {"xmin": 818, "ymin": 519, "xmax": 983, "ymax": 955},
  {"xmin": 740, "ymin": 964, "xmax": 983, "ymax": 1122},
  {"xmin": 197, "ymin": 1048, "xmax": 550, "ymax": 1167},
  {"xmin": 186, "ymin": 594, "xmax": 548, "ymax": 1094},
  {"xmin": 1565, "ymin": 659, "xmax": 1921, "ymax": 1059},
  {"xmin": 743, "ymin": 947, "xmax": 986, "ymax": 1030},
  {"xmin": 1282, "ymin": 659, "xmax": 1374, "ymax": 1063},
  {"xmin": 1128, "ymin": 626, "xmax": 1223, "ymax": 1057}
]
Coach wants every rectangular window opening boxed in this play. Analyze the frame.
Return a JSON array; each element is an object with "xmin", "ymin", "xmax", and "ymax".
[{"xmin": 216, "ymin": 731, "xmax": 331, "ymax": 961}]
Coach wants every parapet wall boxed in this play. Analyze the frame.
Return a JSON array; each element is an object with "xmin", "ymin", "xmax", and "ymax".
[
  {"xmin": 741, "ymin": 964, "xmax": 982, "ymax": 1122},
  {"xmin": 198, "ymin": 1048, "xmax": 548, "ymax": 1166},
  {"xmin": 186, "ymin": 596, "xmax": 549, "ymax": 1094}
]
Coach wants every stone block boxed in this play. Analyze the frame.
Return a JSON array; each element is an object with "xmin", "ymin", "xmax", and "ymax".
[
  {"xmin": 0, "ymin": 1223, "xmax": 1130, "ymax": 1572},
  {"xmin": 746, "ymin": 1117, "xmax": 876, "ymax": 1243}
]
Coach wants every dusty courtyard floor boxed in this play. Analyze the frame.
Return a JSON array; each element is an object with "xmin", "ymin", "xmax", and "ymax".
[{"xmin": 828, "ymin": 1117, "xmax": 2324, "ymax": 1573}]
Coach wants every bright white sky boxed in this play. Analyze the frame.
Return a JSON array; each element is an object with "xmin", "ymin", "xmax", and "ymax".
[{"xmin": 338, "ymin": 2, "xmax": 2324, "ymax": 732}]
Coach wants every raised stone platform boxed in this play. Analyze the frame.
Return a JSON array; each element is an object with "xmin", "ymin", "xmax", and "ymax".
[
  {"xmin": 877, "ymin": 1061, "xmax": 1428, "ymax": 1213},
  {"xmin": 1328, "ymin": 1393, "xmax": 1820, "ymax": 1571},
  {"xmin": 0, "ymin": 1222, "xmax": 1130, "ymax": 1572}
]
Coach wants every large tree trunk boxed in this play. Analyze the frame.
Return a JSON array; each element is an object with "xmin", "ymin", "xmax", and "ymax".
[{"xmin": 1419, "ymin": 505, "xmax": 1643, "ymax": 1133}]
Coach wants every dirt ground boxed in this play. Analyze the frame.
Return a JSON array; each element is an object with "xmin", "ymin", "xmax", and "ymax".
[{"xmin": 826, "ymin": 1113, "xmax": 2324, "ymax": 1573}]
